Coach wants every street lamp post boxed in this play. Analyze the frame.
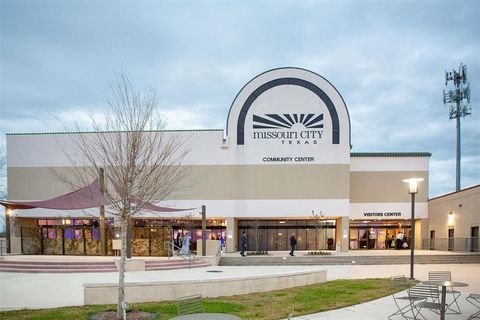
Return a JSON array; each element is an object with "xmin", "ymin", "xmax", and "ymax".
[{"xmin": 402, "ymin": 177, "xmax": 424, "ymax": 280}]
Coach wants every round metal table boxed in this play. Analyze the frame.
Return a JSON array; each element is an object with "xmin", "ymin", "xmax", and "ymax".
[
  {"xmin": 170, "ymin": 313, "xmax": 241, "ymax": 320},
  {"xmin": 421, "ymin": 280, "xmax": 468, "ymax": 320}
]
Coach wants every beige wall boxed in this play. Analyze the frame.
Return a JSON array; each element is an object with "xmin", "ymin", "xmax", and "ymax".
[
  {"xmin": 8, "ymin": 164, "xmax": 350, "ymax": 201},
  {"xmin": 350, "ymin": 171, "xmax": 429, "ymax": 203},
  {"xmin": 428, "ymin": 185, "xmax": 480, "ymax": 239},
  {"xmin": 10, "ymin": 217, "xmax": 37, "ymax": 254}
]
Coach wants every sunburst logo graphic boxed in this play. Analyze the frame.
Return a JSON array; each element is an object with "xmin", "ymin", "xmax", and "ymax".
[{"xmin": 253, "ymin": 113, "xmax": 324, "ymax": 129}]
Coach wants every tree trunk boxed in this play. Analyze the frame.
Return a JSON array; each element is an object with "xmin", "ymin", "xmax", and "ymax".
[{"xmin": 116, "ymin": 213, "xmax": 127, "ymax": 319}]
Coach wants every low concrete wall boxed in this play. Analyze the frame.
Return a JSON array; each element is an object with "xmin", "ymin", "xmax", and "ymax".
[{"xmin": 84, "ymin": 269, "xmax": 327, "ymax": 305}]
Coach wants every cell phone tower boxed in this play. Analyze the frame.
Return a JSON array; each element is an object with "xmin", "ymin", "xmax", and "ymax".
[{"xmin": 443, "ymin": 63, "xmax": 472, "ymax": 192}]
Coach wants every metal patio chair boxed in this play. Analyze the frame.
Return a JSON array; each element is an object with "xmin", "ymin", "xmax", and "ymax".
[
  {"xmin": 388, "ymin": 275, "xmax": 422, "ymax": 320},
  {"xmin": 407, "ymin": 283, "xmax": 442, "ymax": 320},
  {"xmin": 176, "ymin": 294, "xmax": 205, "ymax": 315},
  {"xmin": 466, "ymin": 293, "xmax": 480, "ymax": 319},
  {"xmin": 428, "ymin": 271, "xmax": 462, "ymax": 314}
]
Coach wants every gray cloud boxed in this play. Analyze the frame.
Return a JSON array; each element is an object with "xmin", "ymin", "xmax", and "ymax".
[{"xmin": 0, "ymin": 0, "xmax": 478, "ymax": 198}]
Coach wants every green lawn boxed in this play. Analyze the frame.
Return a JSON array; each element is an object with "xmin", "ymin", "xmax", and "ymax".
[{"xmin": 0, "ymin": 278, "xmax": 412, "ymax": 320}]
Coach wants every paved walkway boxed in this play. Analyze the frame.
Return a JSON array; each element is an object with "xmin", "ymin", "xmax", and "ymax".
[{"xmin": 1, "ymin": 252, "xmax": 479, "ymax": 319}]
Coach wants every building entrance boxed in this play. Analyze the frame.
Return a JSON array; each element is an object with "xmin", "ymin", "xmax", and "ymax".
[
  {"xmin": 238, "ymin": 219, "xmax": 336, "ymax": 252},
  {"xmin": 349, "ymin": 220, "xmax": 412, "ymax": 250}
]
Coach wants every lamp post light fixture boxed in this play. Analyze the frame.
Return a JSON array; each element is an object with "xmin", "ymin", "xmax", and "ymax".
[{"xmin": 402, "ymin": 177, "xmax": 424, "ymax": 280}]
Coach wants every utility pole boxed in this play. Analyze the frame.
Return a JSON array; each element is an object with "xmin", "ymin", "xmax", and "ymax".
[{"xmin": 443, "ymin": 63, "xmax": 472, "ymax": 191}]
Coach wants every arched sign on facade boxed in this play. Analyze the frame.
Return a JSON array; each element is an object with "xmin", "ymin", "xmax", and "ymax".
[{"xmin": 226, "ymin": 67, "xmax": 351, "ymax": 165}]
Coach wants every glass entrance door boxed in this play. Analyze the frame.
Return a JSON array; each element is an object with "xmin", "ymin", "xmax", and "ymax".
[
  {"xmin": 472, "ymin": 227, "xmax": 479, "ymax": 252},
  {"xmin": 448, "ymin": 228, "xmax": 454, "ymax": 251},
  {"xmin": 349, "ymin": 220, "xmax": 412, "ymax": 250}
]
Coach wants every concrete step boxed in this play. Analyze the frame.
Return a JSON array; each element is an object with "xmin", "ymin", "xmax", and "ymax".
[
  {"xmin": 145, "ymin": 259, "xmax": 211, "ymax": 270},
  {"xmin": 219, "ymin": 253, "xmax": 480, "ymax": 266},
  {"xmin": 0, "ymin": 267, "xmax": 118, "ymax": 273},
  {"xmin": 0, "ymin": 263, "xmax": 116, "ymax": 270},
  {"xmin": 0, "ymin": 257, "xmax": 211, "ymax": 273}
]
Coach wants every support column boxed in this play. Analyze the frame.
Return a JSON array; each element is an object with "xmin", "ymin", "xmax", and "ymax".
[
  {"xmin": 99, "ymin": 168, "xmax": 106, "ymax": 256},
  {"xmin": 5, "ymin": 208, "xmax": 10, "ymax": 254},
  {"xmin": 225, "ymin": 217, "xmax": 238, "ymax": 253},
  {"xmin": 335, "ymin": 216, "xmax": 350, "ymax": 252},
  {"xmin": 201, "ymin": 205, "xmax": 206, "ymax": 256}
]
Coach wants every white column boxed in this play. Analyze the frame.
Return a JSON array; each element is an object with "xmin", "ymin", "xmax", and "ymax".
[
  {"xmin": 335, "ymin": 216, "xmax": 350, "ymax": 252},
  {"xmin": 225, "ymin": 217, "xmax": 238, "ymax": 253}
]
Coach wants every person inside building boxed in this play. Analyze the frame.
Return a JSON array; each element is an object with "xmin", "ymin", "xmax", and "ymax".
[
  {"xmin": 391, "ymin": 234, "xmax": 396, "ymax": 248},
  {"xmin": 180, "ymin": 231, "xmax": 191, "ymax": 254},
  {"xmin": 174, "ymin": 231, "xmax": 182, "ymax": 249},
  {"xmin": 402, "ymin": 237, "xmax": 409, "ymax": 249},
  {"xmin": 327, "ymin": 237, "xmax": 334, "ymax": 250},
  {"xmin": 396, "ymin": 231, "xmax": 404, "ymax": 250}
]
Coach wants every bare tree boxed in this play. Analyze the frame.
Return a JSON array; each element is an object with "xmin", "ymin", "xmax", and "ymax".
[
  {"xmin": 250, "ymin": 219, "xmax": 261, "ymax": 253},
  {"xmin": 0, "ymin": 146, "xmax": 5, "ymax": 171},
  {"xmin": 181, "ymin": 213, "xmax": 196, "ymax": 236},
  {"xmin": 311, "ymin": 210, "xmax": 325, "ymax": 251},
  {"xmin": 57, "ymin": 73, "xmax": 189, "ymax": 319},
  {"xmin": 0, "ymin": 146, "xmax": 6, "ymax": 237}
]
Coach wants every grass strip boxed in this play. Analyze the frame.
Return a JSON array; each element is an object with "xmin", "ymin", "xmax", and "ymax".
[{"xmin": 0, "ymin": 278, "xmax": 412, "ymax": 320}]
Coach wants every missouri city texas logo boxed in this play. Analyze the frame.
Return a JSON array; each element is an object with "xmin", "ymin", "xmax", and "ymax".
[
  {"xmin": 253, "ymin": 113, "xmax": 323, "ymax": 129},
  {"xmin": 252, "ymin": 113, "xmax": 324, "ymax": 144}
]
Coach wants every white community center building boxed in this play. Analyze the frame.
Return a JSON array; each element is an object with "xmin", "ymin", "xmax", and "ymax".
[{"xmin": 4, "ymin": 67, "xmax": 438, "ymax": 256}]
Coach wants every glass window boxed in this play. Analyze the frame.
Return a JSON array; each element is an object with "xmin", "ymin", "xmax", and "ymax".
[
  {"xmin": 296, "ymin": 228, "xmax": 307, "ymax": 251},
  {"xmin": 74, "ymin": 219, "xmax": 90, "ymax": 226},
  {"xmin": 359, "ymin": 229, "xmax": 368, "ymax": 249},
  {"xmin": 267, "ymin": 226, "xmax": 277, "ymax": 251},
  {"xmin": 306, "ymin": 228, "xmax": 317, "ymax": 250},
  {"xmin": 84, "ymin": 228, "xmax": 92, "ymax": 239},
  {"xmin": 92, "ymin": 227, "xmax": 100, "ymax": 240},
  {"xmin": 377, "ymin": 228, "xmax": 386, "ymax": 249},
  {"xmin": 74, "ymin": 229, "xmax": 83, "ymax": 239},
  {"xmin": 47, "ymin": 228, "xmax": 58, "ymax": 239},
  {"xmin": 277, "ymin": 230, "xmax": 287, "ymax": 251},
  {"xmin": 65, "ymin": 228, "xmax": 74, "ymax": 239}
]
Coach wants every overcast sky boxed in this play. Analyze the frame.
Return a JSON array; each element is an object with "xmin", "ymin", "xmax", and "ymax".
[{"xmin": 0, "ymin": 0, "xmax": 479, "ymax": 199}]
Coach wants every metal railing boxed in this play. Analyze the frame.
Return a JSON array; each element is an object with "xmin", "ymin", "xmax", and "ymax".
[
  {"xmin": 422, "ymin": 237, "xmax": 479, "ymax": 252},
  {"xmin": 0, "ymin": 238, "xmax": 6, "ymax": 256},
  {"xmin": 163, "ymin": 240, "xmax": 195, "ymax": 269}
]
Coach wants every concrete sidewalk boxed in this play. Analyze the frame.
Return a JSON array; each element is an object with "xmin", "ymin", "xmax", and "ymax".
[
  {"xmin": 0, "ymin": 257, "xmax": 479, "ymax": 319},
  {"xmin": 292, "ymin": 263, "xmax": 480, "ymax": 320}
]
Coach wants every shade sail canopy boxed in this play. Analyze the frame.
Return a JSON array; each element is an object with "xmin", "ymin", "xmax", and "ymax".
[
  {"xmin": 0, "ymin": 179, "xmax": 197, "ymax": 213},
  {"xmin": 0, "ymin": 179, "xmax": 111, "ymax": 210},
  {"xmin": 135, "ymin": 201, "xmax": 196, "ymax": 212}
]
